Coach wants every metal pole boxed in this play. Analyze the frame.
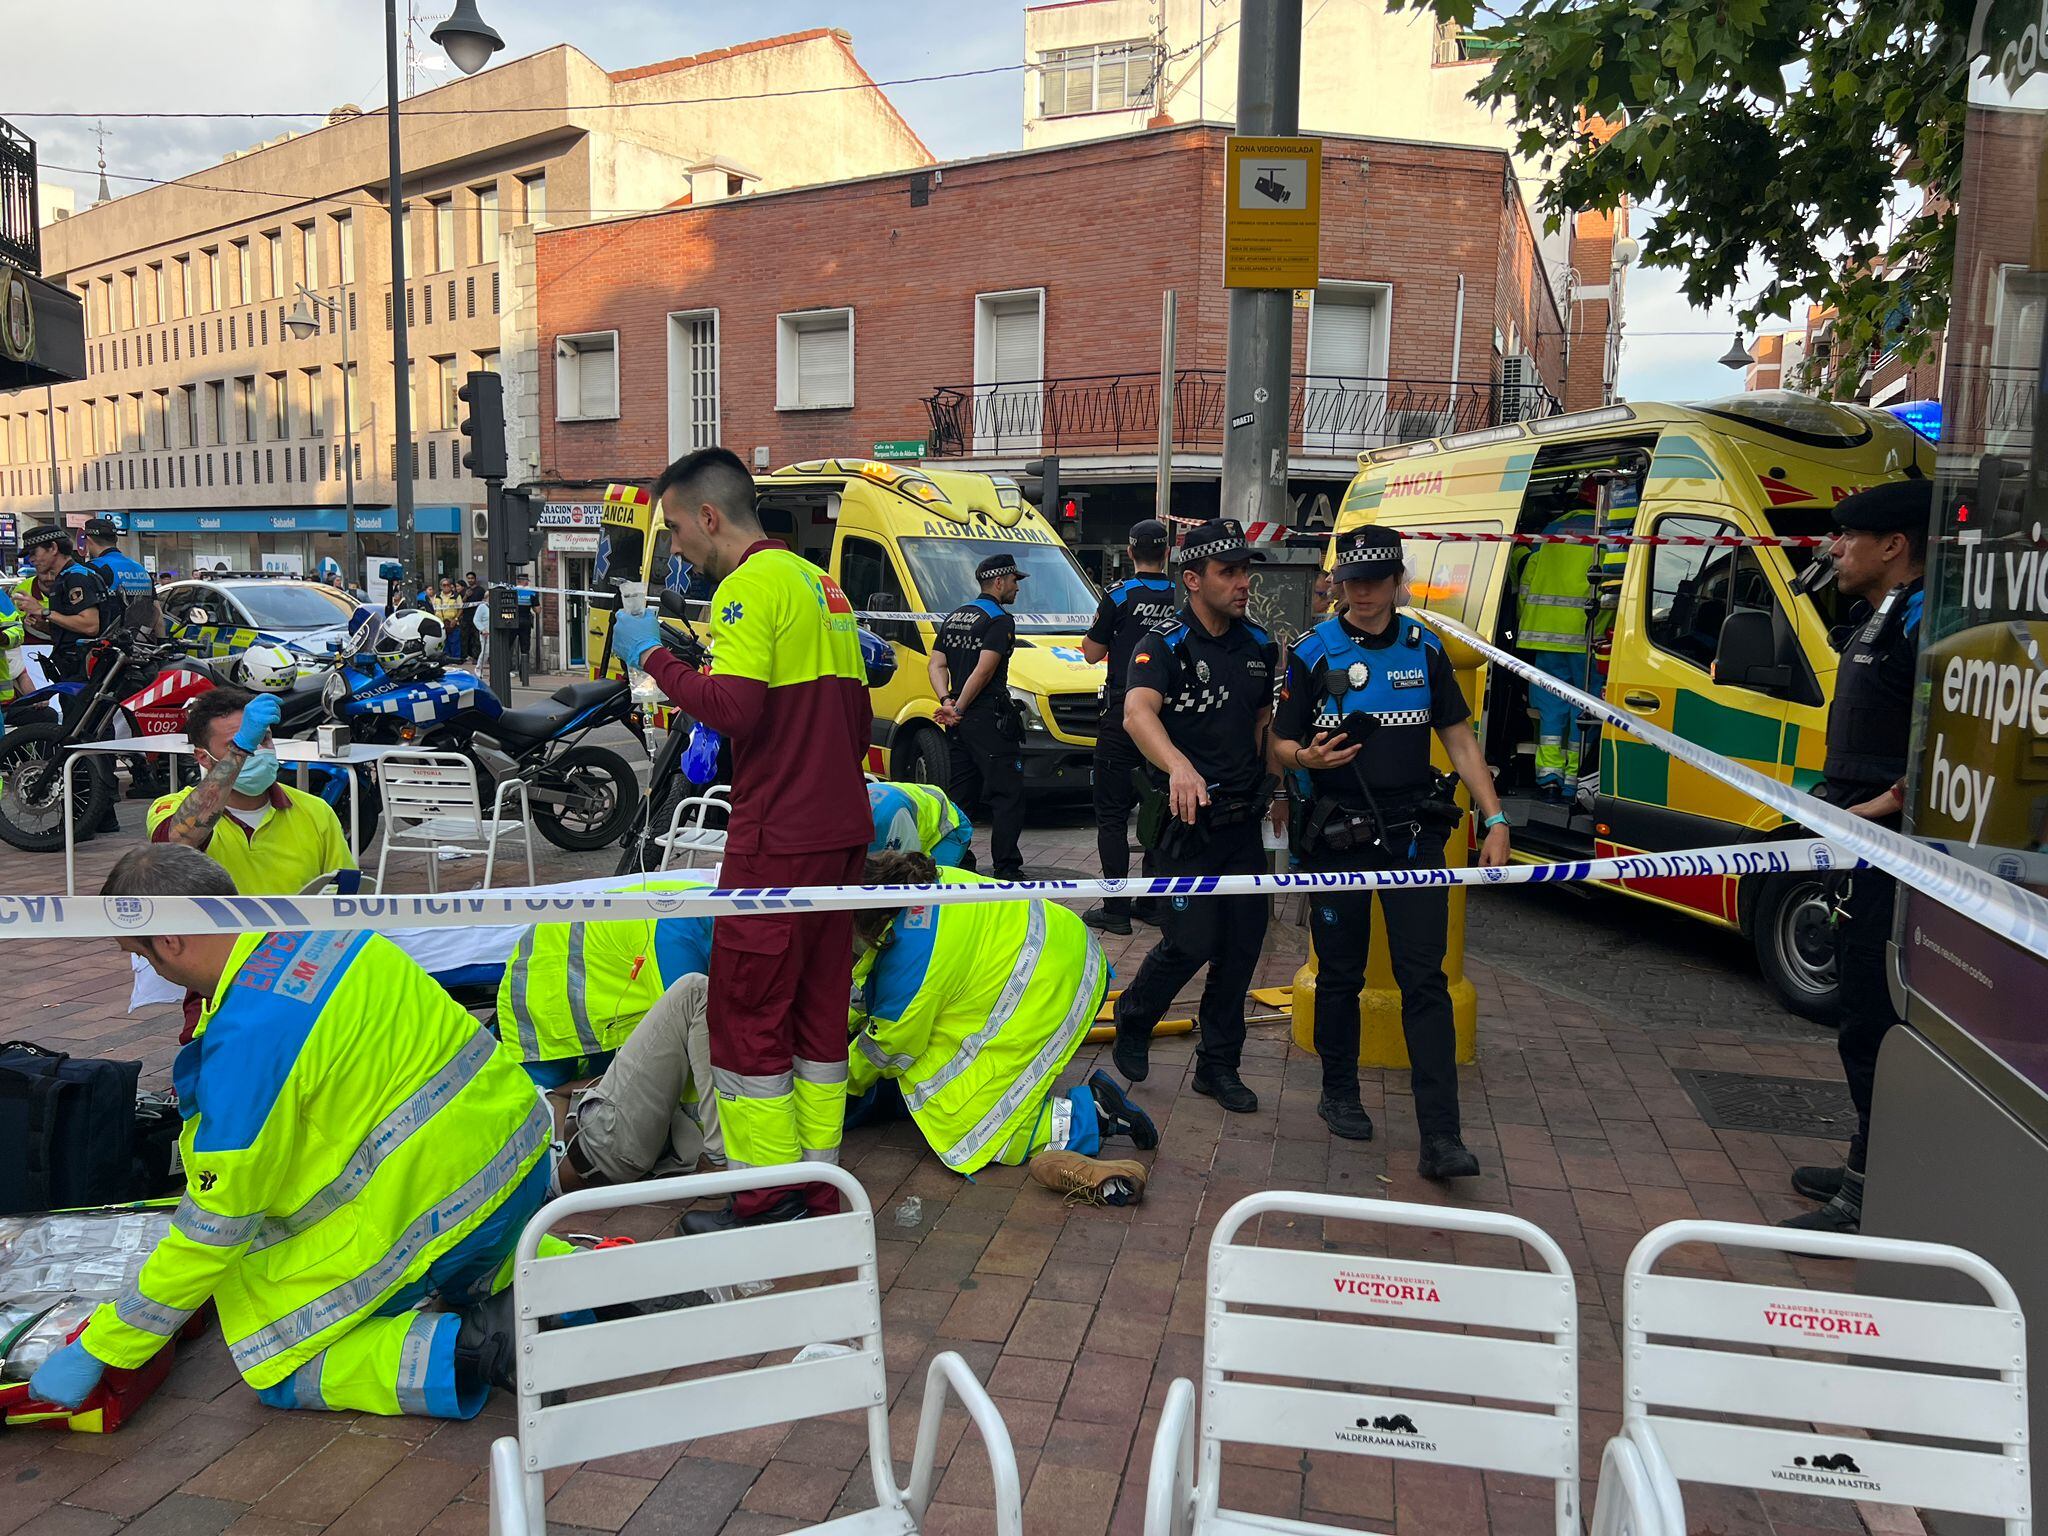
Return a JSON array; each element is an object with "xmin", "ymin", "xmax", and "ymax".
[
  {"xmin": 337, "ymin": 298, "xmax": 359, "ymax": 589},
  {"xmin": 42, "ymin": 385, "xmax": 61, "ymax": 516},
  {"xmin": 1220, "ymin": 0, "xmax": 1302, "ymax": 528},
  {"xmin": 384, "ymin": 0, "xmax": 417, "ymax": 592},
  {"xmin": 1155, "ymin": 289, "xmax": 1178, "ymax": 524}
]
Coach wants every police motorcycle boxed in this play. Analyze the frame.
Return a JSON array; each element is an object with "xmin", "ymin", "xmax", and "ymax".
[
  {"xmin": 0, "ymin": 626, "xmax": 195, "ymax": 851},
  {"xmin": 325, "ymin": 607, "xmax": 641, "ymax": 852},
  {"xmin": 611, "ymin": 587, "xmax": 898, "ymax": 876}
]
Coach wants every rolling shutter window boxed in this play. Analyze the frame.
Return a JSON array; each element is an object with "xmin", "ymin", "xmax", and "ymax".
[
  {"xmin": 990, "ymin": 299, "xmax": 1041, "ymax": 385},
  {"xmin": 795, "ymin": 318, "xmax": 852, "ymax": 408},
  {"xmin": 1311, "ymin": 295, "xmax": 1377, "ymax": 378}
]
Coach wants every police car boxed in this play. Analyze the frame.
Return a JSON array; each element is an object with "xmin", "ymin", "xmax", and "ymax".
[{"xmin": 157, "ymin": 576, "xmax": 360, "ymax": 658}]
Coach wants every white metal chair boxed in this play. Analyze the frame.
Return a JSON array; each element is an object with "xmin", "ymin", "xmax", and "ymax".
[
  {"xmin": 1587, "ymin": 1219, "xmax": 2031, "ymax": 1536},
  {"xmin": 374, "ymin": 750, "xmax": 533, "ymax": 893},
  {"xmin": 1144, "ymin": 1192, "xmax": 1580, "ymax": 1536},
  {"xmin": 488, "ymin": 1163, "xmax": 1022, "ymax": 1536},
  {"xmin": 655, "ymin": 784, "xmax": 730, "ymax": 871}
]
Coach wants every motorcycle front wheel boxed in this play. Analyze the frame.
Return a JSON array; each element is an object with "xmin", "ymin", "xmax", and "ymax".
[
  {"xmin": 532, "ymin": 744, "xmax": 639, "ymax": 851},
  {"xmin": 0, "ymin": 726, "xmax": 115, "ymax": 852}
]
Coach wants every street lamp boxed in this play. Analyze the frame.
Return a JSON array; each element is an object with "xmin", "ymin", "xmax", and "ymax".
[
  {"xmin": 1719, "ymin": 331, "xmax": 1754, "ymax": 370},
  {"xmin": 430, "ymin": 0, "xmax": 506, "ymax": 76},
  {"xmin": 285, "ymin": 285, "xmax": 358, "ymax": 590},
  {"xmin": 384, "ymin": 0, "xmax": 503, "ymax": 591}
]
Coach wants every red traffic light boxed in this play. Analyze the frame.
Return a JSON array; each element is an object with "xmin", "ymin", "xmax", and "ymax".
[{"xmin": 1060, "ymin": 498, "xmax": 1079, "ymax": 521}]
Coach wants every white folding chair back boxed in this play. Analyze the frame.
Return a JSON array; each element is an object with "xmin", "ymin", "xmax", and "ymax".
[
  {"xmin": 1610, "ymin": 1219, "xmax": 2030, "ymax": 1533},
  {"xmin": 656, "ymin": 784, "xmax": 730, "ymax": 871},
  {"xmin": 374, "ymin": 750, "xmax": 533, "ymax": 892},
  {"xmin": 1145, "ymin": 1191, "xmax": 1580, "ymax": 1536},
  {"xmin": 489, "ymin": 1164, "xmax": 1021, "ymax": 1536}
]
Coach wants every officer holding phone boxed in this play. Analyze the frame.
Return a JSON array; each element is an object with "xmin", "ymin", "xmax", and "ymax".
[{"xmin": 1269, "ymin": 525, "xmax": 1509, "ymax": 1178}]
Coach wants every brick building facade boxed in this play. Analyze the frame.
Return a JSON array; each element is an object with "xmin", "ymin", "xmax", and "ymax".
[{"xmin": 530, "ymin": 123, "xmax": 1572, "ymax": 601}]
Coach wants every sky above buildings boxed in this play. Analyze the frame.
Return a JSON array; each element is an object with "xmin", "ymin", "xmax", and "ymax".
[{"xmin": 19, "ymin": 0, "xmax": 1750, "ymax": 405}]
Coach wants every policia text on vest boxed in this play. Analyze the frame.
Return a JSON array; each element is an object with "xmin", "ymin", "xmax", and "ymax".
[{"xmin": 1269, "ymin": 525, "xmax": 1512, "ymax": 1181}]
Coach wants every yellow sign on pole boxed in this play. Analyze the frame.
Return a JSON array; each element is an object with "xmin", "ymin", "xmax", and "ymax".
[{"xmin": 1223, "ymin": 135, "xmax": 1322, "ymax": 290}]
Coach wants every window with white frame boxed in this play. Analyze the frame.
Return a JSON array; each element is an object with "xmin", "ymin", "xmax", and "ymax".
[
  {"xmin": 973, "ymin": 289, "xmax": 1045, "ymax": 451},
  {"xmin": 555, "ymin": 331, "xmax": 620, "ymax": 420},
  {"xmin": 432, "ymin": 198, "xmax": 455, "ymax": 272},
  {"xmin": 1039, "ymin": 41, "xmax": 1158, "ymax": 116},
  {"xmin": 1303, "ymin": 282, "xmax": 1394, "ymax": 450},
  {"xmin": 667, "ymin": 310, "xmax": 720, "ymax": 457},
  {"xmin": 776, "ymin": 309, "xmax": 854, "ymax": 411}
]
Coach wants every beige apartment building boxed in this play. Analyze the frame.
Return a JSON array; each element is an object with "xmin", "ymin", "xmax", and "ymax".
[
  {"xmin": 1020, "ymin": 0, "xmax": 1630, "ymax": 409},
  {"xmin": 0, "ymin": 28, "xmax": 928, "ymax": 585}
]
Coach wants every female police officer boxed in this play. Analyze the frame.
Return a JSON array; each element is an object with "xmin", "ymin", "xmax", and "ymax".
[{"xmin": 1269, "ymin": 524, "xmax": 1510, "ymax": 1179}]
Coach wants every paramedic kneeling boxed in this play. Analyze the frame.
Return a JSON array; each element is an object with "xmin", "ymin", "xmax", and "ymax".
[
  {"xmin": 31, "ymin": 845, "xmax": 549, "ymax": 1419},
  {"xmin": 1269, "ymin": 525, "xmax": 1510, "ymax": 1181}
]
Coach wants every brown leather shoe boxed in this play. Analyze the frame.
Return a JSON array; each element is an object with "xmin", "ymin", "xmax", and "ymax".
[{"xmin": 1029, "ymin": 1150, "xmax": 1148, "ymax": 1206}]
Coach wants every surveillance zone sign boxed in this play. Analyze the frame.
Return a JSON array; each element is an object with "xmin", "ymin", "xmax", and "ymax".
[{"xmin": 1224, "ymin": 136, "xmax": 1322, "ymax": 290}]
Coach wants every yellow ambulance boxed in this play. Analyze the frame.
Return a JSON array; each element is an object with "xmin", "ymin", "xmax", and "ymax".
[
  {"xmin": 590, "ymin": 458, "xmax": 1106, "ymax": 794},
  {"xmin": 1332, "ymin": 391, "xmax": 1934, "ymax": 1020}
]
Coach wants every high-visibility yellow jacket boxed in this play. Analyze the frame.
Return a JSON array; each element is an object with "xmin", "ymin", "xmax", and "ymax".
[
  {"xmin": 494, "ymin": 879, "xmax": 712, "ymax": 1066},
  {"xmin": 850, "ymin": 870, "xmax": 1106, "ymax": 1173},
  {"xmin": 866, "ymin": 781, "xmax": 971, "ymax": 860},
  {"xmin": 1515, "ymin": 511, "xmax": 1600, "ymax": 654},
  {"xmin": 0, "ymin": 586, "xmax": 25, "ymax": 703},
  {"xmin": 82, "ymin": 929, "xmax": 550, "ymax": 1389}
]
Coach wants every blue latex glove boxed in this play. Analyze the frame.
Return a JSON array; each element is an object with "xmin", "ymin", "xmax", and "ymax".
[
  {"xmin": 232, "ymin": 692, "xmax": 283, "ymax": 752},
  {"xmin": 611, "ymin": 608, "xmax": 662, "ymax": 669},
  {"xmin": 29, "ymin": 1338, "xmax": 107, "ymax": 1410}
]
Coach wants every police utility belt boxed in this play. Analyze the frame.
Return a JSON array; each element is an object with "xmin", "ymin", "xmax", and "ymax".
[
  {"xmin": 1135, "ymin": 770, "xmax": 1276, "ymax": 860},
  {"xmin": 1297, "ymin": 771, "xmax": 1463, "ymax": 858}
]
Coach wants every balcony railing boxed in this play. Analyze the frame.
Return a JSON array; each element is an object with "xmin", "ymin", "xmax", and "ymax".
[
  {"xmin": 1, "ymin": 118, "xmax": 41, "ymax": 275},
  {"xmin": 921, "ymin": 370, "xmax": 1557, "ymax": 458}
]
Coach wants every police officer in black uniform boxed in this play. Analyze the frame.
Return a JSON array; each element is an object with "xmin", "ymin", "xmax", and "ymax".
[
  {"xmin": 1270, "ymin": 525, "xmax": 1511, "ymax": 1178},
  {"xmin": 1783, "ymin": 479, "xmax": 1930, "ymax": 1234},
  {"xmin": 1081, "ymin": 519, "xmax": 1179, "ymax": 934},
  {"xmin": 1112, "ymin": 519, "xmax": 1279, "ymax": 1113},
  {"xmin": 19, "ymin": 526, "xmax": 109, "ymax": 715},
  {"xmin": 929, "ymin": 552, "xmax": 1026, "ymax": 880}
]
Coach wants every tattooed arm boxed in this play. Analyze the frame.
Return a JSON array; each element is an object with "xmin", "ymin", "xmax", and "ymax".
[{"xmin": 154, "ymin": 696, "xmax": 281, "ymax": 850}]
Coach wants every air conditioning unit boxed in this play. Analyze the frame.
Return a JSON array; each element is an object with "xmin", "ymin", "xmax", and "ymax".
[
  {"xmin": 472, "ymin": 508, "xmax": 490, "ymax": 543},
  {"xmin": 1497, "ymin": 354, "xmax": 1541, "ymax": 424}
]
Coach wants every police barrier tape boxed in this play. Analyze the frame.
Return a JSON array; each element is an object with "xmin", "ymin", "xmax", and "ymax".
[
  {"xmin": 0, "ymin": 842, "xmax": 1850, "ymax": 941},
  {"xmin": 497, "ymin": 583, "xmax": 1099, "ymax": 630},
  {"xmin": 1159, "ymin": 512, "xmax": 1831, "ymax": 549},
  {"xmin": 1414, "ymin": 609, "xmax": 2048, "ymax": 958}
]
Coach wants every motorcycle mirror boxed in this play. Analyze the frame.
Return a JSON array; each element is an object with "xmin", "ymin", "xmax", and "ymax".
[{"xmin": 659, "ymin": 587, "xmax": 693, "ymax": 621}]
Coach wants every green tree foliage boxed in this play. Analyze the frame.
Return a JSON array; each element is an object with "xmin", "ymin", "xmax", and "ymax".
[{"xmin": 1402, "ymin": 0, "xmax": 2021, "ymax": 393}]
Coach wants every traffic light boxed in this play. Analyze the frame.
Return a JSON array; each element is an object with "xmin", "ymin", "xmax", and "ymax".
[
  {"xmin": 497, "ymin": 487, "xmax": 540, "ymax": 566},
  {"xmin": 1055, "ymin": 495, "xmax": 1082, "ymax": 544},
  {"xmin": 458, "ymin": 371, "xmax": 506, "ymax": 480},
  {"xmin": 1020, "ymin": 456, "xmax": 1060, "ymax": 519}
]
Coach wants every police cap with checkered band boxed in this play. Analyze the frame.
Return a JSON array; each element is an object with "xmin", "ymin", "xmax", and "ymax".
[{"xmin": 1173, "ymin": 518, "xmax": 1265, "ymax": 567}]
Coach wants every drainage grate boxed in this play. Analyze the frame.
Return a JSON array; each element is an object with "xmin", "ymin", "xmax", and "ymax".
[{"xmin": 1673, "ymin": 1070, "xmax": 1858, "ymax": 1139}]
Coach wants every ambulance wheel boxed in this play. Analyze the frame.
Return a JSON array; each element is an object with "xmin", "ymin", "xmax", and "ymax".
[
  {"xmin": 896, "ymin": 726, "xmax": 950, "ymax": 791},
  {"xmin": 1750, "ymin": 872, "xmax": 1840, "ymax": 1025}
]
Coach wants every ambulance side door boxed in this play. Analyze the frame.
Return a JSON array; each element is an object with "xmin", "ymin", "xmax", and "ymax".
[{"xmin": 1602, "ymin": 506, "xmax": 1807, "ymax": 845}]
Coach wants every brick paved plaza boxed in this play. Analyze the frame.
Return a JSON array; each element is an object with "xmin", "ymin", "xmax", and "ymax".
[{"xmin": 0, "ymin": 707, "xmax": 1888, "ymax": 1536}]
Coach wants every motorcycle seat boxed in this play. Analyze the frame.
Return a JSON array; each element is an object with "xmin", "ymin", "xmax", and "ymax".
[{"xmin": 488, "ymin": 678, "xmax": 627, "ymax": 744}]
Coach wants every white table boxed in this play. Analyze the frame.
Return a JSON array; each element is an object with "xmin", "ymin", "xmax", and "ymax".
[{"xmin": 62, "ymin": 733, "xmax": 408, "ymax": 895}]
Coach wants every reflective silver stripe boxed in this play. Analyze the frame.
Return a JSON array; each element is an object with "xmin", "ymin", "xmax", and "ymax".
[
  {"xmin": 723, "ymin": 1152, "xmax": 757, "ymax": 1170},
  {"xmin": 393, "ymin": 1312, "xmax": 441, "ymax": 1415},
  {"xmin": 1519, "ymin": 628, "xmax": 1587, "ymax": 648},
  {"xmin": 905, "ymin": 902, "xmax": 1046, "ymax": 1112},
  {"xmin": 940, "ymin": 936, "xmax": 1103, "ymax": 1169},
  {"xmin": 171, "ymin": 1196, "xmax": 262, "ymax": 1249},
  {"xmin": 294, "ymin": 1354, "xmax": 331, "ymax": 1412},
  {"xmin": 800, "ymin": 1146, "xmax": 842, "ymax": 1164},
  {"xmin": 229, "ymin": 1098, "xmax": 550, "ymax": 1375},
  {"xmin": 855, "ymin": 1033, "xmax": 914, "ymax": 1073},
  {"xmin": 564, "ymin": 924, "xmax": 604, "ymax": 1057},
  {"xmin": 502, "ymin": 929, "xmax": 536, "ymax": 1059},
  {"xmin": 1523, "ymin": 592, "xmax": 1594, "ymax": 609},
  {"xmin": 712, "ymin": 1068, "xmax": 794, "ymax": 1098},
  {"xmin": 252, "ymin": 1032, "xmax": 499, "ymax": 1254},
  {"xmin": 793, "ymin": 1056, "xmax": 850, "ymax": 1087},
  {"xmin": 114, "ymin": 1287, "xmax": 195, "ymax": 1338}
]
